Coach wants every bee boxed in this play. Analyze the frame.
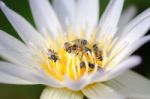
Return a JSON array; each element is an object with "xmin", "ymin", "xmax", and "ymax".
[
  {"xmin": 93, "ymin": 44, "xmax": 98, "ymax": 51},
  {"xmin": 64, "ymin": 42, "xmax": 72, "ymax": 53},
  {"xmin": 47, "ymin": 49, "xmax": 58, "ymax": 62},
  {"xmin": 73, "ymin": 39, "xmax": 89, "ymax": 52},
  {"xmin": 72, "ymin": 44, "xmax": 78, "ymax": 51},
  {"xmin": 73, "ymin": 39, "xmax": 88, "ymax": 46},
  {"xmin": 79, "ymin": 61, "xmax": 102, "ymax": 72},
  {"xmin": 97, "ymin": 51, "xmax": 103, "ymax": 61},
  {"xmin": 64, "ymin": 39, "xmax": 88, "ymax": 54},
  {"xmin": 80, "ymin": 61, "xmax": 95, "ymax": 69},
  {"xmin": 95, "ymin": 51, "xmax": 103, "ymax": 61},
  {"xmin": 88, "ymin": 62, "xmax": 95, "ymax": 68},
  {"xmin": 92, "ymin": 44, "xmax": 103, "ymax": 61}
]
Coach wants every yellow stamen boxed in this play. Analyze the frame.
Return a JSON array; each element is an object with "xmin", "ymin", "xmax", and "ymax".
[
  {"xmin": 35, "ymin": 31, "xmax": 116, "ymax": 81},
  {"xmin": 41, "ymin": 40, "xmax": 105, "ymax": 81}
]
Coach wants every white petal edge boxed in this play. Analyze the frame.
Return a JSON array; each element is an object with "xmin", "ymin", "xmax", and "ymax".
[
  {"xmin": 0, "ymin": 30, "xmax": 28, "ymax": 52},
  {"xmin": 75, "ymin": 0, "xmax": 99, "ymax": 38},
  {"xmin": 0, "ymin": 48, "xmax": 37, "ymax": 68},
  {"xmin": 0, "ymin": 71, "xmax": 35, "ymax": 84},
  {"xmin": 118, "ymin": 6, "xmax": 137, "ymax": 31},
  {"xmin": 29, "ymin": 0, "xmax": 62, "ymax": 38},
  {"xmin": 0, "ymin": 61, "xmax": 62, "ymax": 87},
  {"xmin": 0, "ymin": 30, "xmax": 37, "ymax": 68},
  {"xmin": 109, "ymin": 35, "xmax": 150, "ymax": 69},
  {"xmin": 105, "ymin": 70, "xmax": 150, "ymax": 98},
  {"xmin": 118, "ymin": 8, "xmax": 150, "ymax": 45},
  {"xmin": 40, "ymin": 87, "xmax": 84, "ymax": 99},
  {"xmin": 98, "ymin": 0, "xmax": 124, "ymax": 39},
  {"xmin": 52, "ymin": 0, "xmax": 76, "ymax": 29},
  {"xmin": 98, "ymin": 55, "xmax": 141, "ymax": 81},
  {"xmin": 0, "ymin": 1, "xmax": 45, "ymax": 49},
  {"xmin": 82, "ymin": 83, "xmax": 124, "ymax": 99},
  {"xmin": 128, "ymin": 95, "xmax": 150, "ymax": 99}
]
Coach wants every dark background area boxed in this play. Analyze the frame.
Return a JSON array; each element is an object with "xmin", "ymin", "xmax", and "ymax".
[{"xmin": 0, "ymin": 0, "xmax": 150, "ymax": 99}]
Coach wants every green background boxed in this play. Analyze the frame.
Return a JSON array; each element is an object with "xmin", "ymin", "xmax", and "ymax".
[{"xmin": 0, "ymin": 0, "xmax": 150, "ymax": 99}]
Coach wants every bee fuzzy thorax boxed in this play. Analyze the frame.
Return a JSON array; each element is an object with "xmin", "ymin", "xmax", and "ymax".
[{"xmin": 43, "ymin": 38, "xmax": 106, "ymax": 81}]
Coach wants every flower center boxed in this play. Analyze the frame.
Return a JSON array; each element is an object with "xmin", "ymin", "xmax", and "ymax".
[{"xmin": 43, "ymin": 39, "xmax": 105, "ymax": 81}]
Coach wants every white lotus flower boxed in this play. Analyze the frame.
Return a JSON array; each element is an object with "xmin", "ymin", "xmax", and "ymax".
[{"xmin": 0, "ymin": 0, "xmax": 150, "ymax": 99}]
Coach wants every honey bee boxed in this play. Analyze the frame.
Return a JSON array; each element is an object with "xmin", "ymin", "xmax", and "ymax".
[
  {"xmin": 79, "ymin": 61, "xmax": 102, "ymax": 72},
  {"xmin": 64, "ymin": 39, "xmax": 88, "ymax": 53},
  {"xmin": 80, "ymin": 61, "xmax": 95, "ymax": 69},
  {"xmin": 93, "ymin": 44, "xmax": 103, "ymax": 61},
  {"xmin": 96, "ymin": 51, "xmax": 103, "ymax": 61},
  {"xmin": 93, "ymin": 44, "xmax": 98, "ymax": 51},
  {"xmin": 64, "ymin": 42, "xmax": 72, "ymax": 53},
  {"xmin": 73, "ymin": 39, "xmax": 88, "ymax": 46},
  {"xmin": 47, "ymin": 49, "xmax": 58, "ymax": 62},
  {"xmin": 88, "ymin": 62, "xmax": 95, "ymax": 68}
]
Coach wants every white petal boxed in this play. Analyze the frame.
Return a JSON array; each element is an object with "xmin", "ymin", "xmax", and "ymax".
[
  {"xmin": 75, "ymin": 0, "xmax": 99, "ymax": 38},
  {"xmin": 0, "ymin": 71, "xmax": 35, "ymax": 84},
  {"xmin": 0, "ymin": 1, "xmax": 45, "ymax": 48},
  {"xmin": 99, "ymin": 55, "xmax": 141, "ymax": 81},
  {"xmin": 118, "ymin": 6, "xmax": 137, "ymax": 30},
  {"xmin": 105, "ymin": 70, "xmax": 150, "ymax": 98},
  {"xmin": 0, "ymin": 30, "xmax": 28, "ymax": 52},
  {"xmin": 52, "ymin": 0, "xmax": 76, "ymax": 29},
  {"xmin": 0, "ymin": 49, "xmax": 36, "ymax": 68},
  {"xmin": 63, "ymin": 75, "xmax": 90, "ymax": 90},
  {"xmin": 0, "ymin": 62, "xmax": 62, "ymax": 87},
  {"xmin": 98, "ymin": 0, "xmax": 124, "ymax": 38},
  {"xmin": 29, "ymin": 0, "xmax": 62, "ymax": 38},
  {"xmin": 82, "ymin": 83, "xmax": 123, "ymax": 99},
  {"xmin": 118, "ymin": 8, "xmax": 150, "ymax": 44},
  {"xmin": 40, "ymin": 87, "xmax": 84, "ymax": 99},
  {"xmin": 85, "ymin": 55, "xmax": 141, "ymax": 85},
  {"xmin": 128, "ymin": 95, "xmax": 150, "ymax": 99},
  {"xmin": 109, "ymin": 35, "xmax": 150, "ymax": 68},
  {"xmin": 0, "ymin": 61, "xmax": 39, "ymax": 82}
]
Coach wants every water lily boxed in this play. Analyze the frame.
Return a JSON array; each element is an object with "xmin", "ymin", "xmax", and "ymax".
[{"xmin": 0, "ymin": 0, "xmax": 150, "ymax": 99}]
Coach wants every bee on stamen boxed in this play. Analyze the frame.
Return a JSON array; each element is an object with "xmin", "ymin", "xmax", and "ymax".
[
  {"xmin": 73, "ymin": 39, "xmax": 88, "ymax": 46},
  {"xmin": 80, "ymin": 62, "xmax": 95, "ymax": 69},
  {"xmin": 95, "ymin": 51, "xmax": 103, "ymax": 61},
  {"xmin": 88, "ymin": 62, "xmax": 103, "ymax": 71},
  {"xmin": 47, "ymin": 49, "xmax": 58, "ymax": 62},
  {"xmin": 93, "ymin": 44, "xmax": 98, "ymax": 51},
  {"xmin": 88, "ymin": 62, "xmax": 95, "ymax": 68},
  {"xmin": 64, "ymin": 42, "xmax": 72, "ymax": 53},
  {"xmin": 72, "ymin": 44, "xmax": 78, "ymax": 51},
  {"xmin": 64, "ymin": 39, "xmax": 88, "ymax": 54},
  {"xmin": 92, "ymin": 44, "xmax": 103, "ymax": 61}
]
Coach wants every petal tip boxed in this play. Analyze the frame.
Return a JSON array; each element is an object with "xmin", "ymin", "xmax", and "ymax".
[
  {"xmin": 0, "ymin": 1, "xmax": 5, "ymax": 9},
  {"xmin": 133, "ymin": 55, "xmax": 142, "ymax": 65}
]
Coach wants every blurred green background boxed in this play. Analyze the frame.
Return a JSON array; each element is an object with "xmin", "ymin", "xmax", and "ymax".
[{"xmin": 0, "ymin": 0, "xmax": 150, "ymax": 99}]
